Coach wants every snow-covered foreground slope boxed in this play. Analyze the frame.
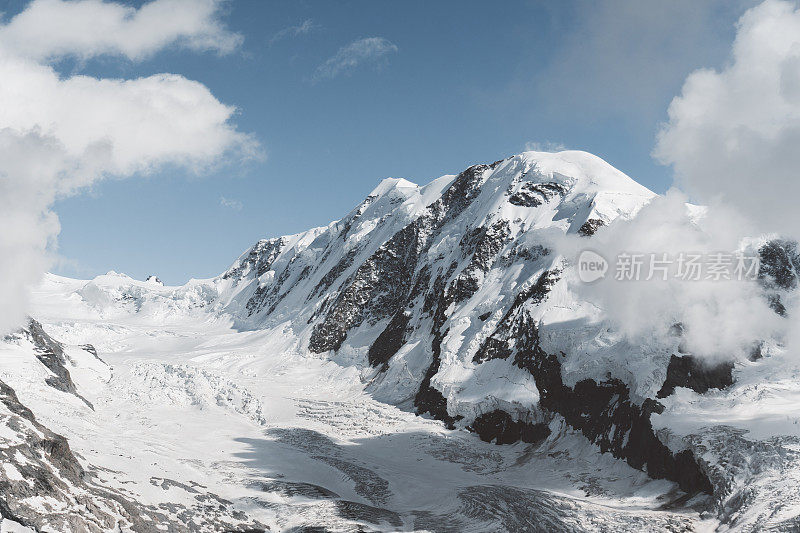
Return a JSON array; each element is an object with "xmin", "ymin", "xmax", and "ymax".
[
  {"xmin": 3, "ymin": 150, "xmax": 799, "ymax": 531},
  {"xmin": 1, "ymin": 289, "xmax": 702, "ymax": 531}
]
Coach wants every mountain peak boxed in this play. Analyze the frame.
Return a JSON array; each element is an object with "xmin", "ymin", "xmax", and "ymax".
[
  {"xmin": 515, "ymin": 150, "xmax": 654, "ymax": 196},
  {"xmin": 369, "ymin": 177, "xmax": 419, "ymax": 197}
]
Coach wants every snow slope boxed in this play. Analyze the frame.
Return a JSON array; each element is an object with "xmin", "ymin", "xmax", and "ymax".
[{"xmin": 1, "ymin": 150, "xmax": 798, "ymax": 531}]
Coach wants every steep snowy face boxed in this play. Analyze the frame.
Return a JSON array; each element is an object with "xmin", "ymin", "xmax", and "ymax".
[
  {"xmin": 222, "ymin": 150, "xmax": 653, "ymax": 332},
  {"xmin": 211, "ymin": 151, "xmax": 659, "ymax": 434}
]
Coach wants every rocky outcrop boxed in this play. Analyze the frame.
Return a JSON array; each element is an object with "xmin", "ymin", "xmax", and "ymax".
[
  {"xmin": 578, "ymin": 218, "xmax": 605, "ymax": 236},
  {"xmin": 15, "ymin": 318, "xmax": 94, "ymax": 408},
  {"xmin": 759, "ymin": 239, "xmax": 799, "ymax": 291},
  {"xmin": 309, "ymin": 163, "xmax": 496, "ymax": 354},
  {"xmin": 470, "ymin": 410, "xmax": 550, "ymax": 445},
  {"xmin": 758, "ymin": 239, "xmax": 799, "ymax": 318},
  {"xmin": 368, "ymin": 310, "xmax": 411, "ymax": 369},
  {"xmin": 512, "ymin": 322, "xmax": 713, "ymax": 495},
  {"xmin": 223, "ymin": 237, "xmax": 287, "ymax": 283},
  {"xmin": 656, "ymin": 355, "xmax": 735, "ymax": 398}
]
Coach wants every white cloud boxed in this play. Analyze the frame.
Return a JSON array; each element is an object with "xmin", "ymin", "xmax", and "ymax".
[
  {"xmin": 655, "ymin": 0, "xmax": 800, "ymax": 237},
  {"xmin": 567, "ymin": 0, "xmax": 800, "ymax": 365},
  {"xmin": 524, "ymin": 141, "xmax": 566, "ymax": 153},
  {"xmin": 270, "ymin": 19, "xmax": 316, "ymax": 45},
  {"xmin": 566, "ymin": 191, "xmax": 782, "ymax": 362},
  {"xmin": 0, "ymin": 0, "xmax": 242, "ymax": 61},
  {"xmin": 0, "ymin": 0, "xmax": 253, "ymax": 334},
  {"xmin": 313, "ymin": 37, "xmax": 397, "ymax": 82},
  {"xmin": 219, "ymin": 196, "xmax": 243, "ymax": 211}
]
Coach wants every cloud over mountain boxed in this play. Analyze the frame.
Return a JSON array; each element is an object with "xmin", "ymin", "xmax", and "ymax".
[
  {"xmin": 656, "ymin": 0, "xmax": 800, "ymax": 238},
  {"xmin": 0, "ymin": 0, "xmax": 253, "ymax": 334}
]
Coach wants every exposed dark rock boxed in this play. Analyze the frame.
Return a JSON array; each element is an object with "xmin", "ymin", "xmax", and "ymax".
[
  {"xmin": 337, "ymin": 193, "xmax": 378, "ymax": 242},
  {"xmin": 474, "ymin": 269, "xmax": 560, "ymax": 363},
  {"xmin": 759, "ymin": 240, "xmax": 799, "ymax": 291},
  {"xmin": 18, "ymin": 318, "xmax": 93, "ymax": 408},
  {"xmin": 749, "ymin": 342, "xmax": 764, "ymax": 361},
  {"xmin": 507, "ymin": 181, "xmax": 566, "ymax": 208},
  {"xmin": 767, "ymin": 294, "xmax": 787, "ymax": 316},
  {"xmin": 309, "ymin": 223, "xmax": 420, "ymax": 353},
  {"xmin": 368, "ymin": 310, "xmax": 411, "ymax": 368},
  {"xmin": 470, "ymin": 410, "xmax": 550, "ymax": 445},
  {"xmin": 223, "ymin": 237, "xmax": 286, "ymax": 283},
  {"xmin": 450, "ymin": 221, "xmax": 511, "ymax": 304},
  {"xmin": 512, "ymin": 324, "xmax": 713, "ymax": 495},
  {"xmin": 308, "ymin": 246, "xmax": 362, "ymax": 301},
  {"xmin": 578, "ymin": 218, "xmax": 605, "ymax": 237},
  {"xmin": 247, "ymin": 249, "xmax": 314, "ymax": 318},
  {"xmin": 478, "ymin": 312, "xmax": 491, "ymax": 321},
  {"xmin": 656, "ymin": 355, "xmax": 735, "ymax": 399},
  {"xmin": 415, "ymin": 325, "xmax": 462, "ymax": 429},
  {"xmin": 310, "ymin": 163, "xmax": 493, "ymax": 354}
]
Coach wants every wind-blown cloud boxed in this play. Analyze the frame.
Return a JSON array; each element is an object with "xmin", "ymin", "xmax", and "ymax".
[
  {"xmin": 0, "ymin": 0, "xmax": 242, "ymax": 61},
  {"xmin": 655, "ymin": 0, "xmax": 800, "ymax": 238},
  {"xmin": 270, "ymin": 19, "xmax": 316, "ymax": 46},
  {"xmin": 0, "ymin": 0, "xmax": 253, "ymax": 334},
  {"xmin": 219, "ymin": 196, "xmax": 243, "ymax": 211},
  {"xmin": 524, "ymin": 141, "xmax": 566, "ymax": 153},
  {"xmin": 313, "ymin": 37, "xmax": 397, "ymax": 82}
]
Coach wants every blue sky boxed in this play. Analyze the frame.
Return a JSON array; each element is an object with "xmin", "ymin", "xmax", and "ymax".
[{"xmin": 26, "ymin": 0, "xmax": 752, "ymax": 284}]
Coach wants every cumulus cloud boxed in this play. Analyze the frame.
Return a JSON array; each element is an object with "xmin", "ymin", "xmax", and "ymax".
[
  {"xmin": 0, "ymin": 0, "xmax": 242, "ymax": 61},
  {"xmin": 312, "ymin": 37, "xmax": 397, "ymax": 82},
  {"xmin": 0, "ymin": 0, "xmax": 253, "ymax": 334},
  {"xmin": 565, "ymin": 0, "xmax": 800, "ymax": 364},
  {"xmin": 655, "ymin": 0, "xmax": 800, "ymax": 238},
  {"xmin": 269, "ymin": 19, "xmax": 316, "ymax": 46}
]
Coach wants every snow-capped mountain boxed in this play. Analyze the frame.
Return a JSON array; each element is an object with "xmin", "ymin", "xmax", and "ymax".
[{"xmin": 2, "ymin": 150, "xmax": 798, "ymax": 531}]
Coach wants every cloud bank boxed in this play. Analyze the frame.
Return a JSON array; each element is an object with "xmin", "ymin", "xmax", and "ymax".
[
  {"xmin": 656, "ymin": 0, "xmax": 800, "ymax": 238},
  {"xmin": 571, "ymin": 0, "xmax": 800, "ymax": 363},
  {"xmin": 313, "ymin": 37, "xmax": 397, "ymax": 82},
  {"xmin": 0, "ymin": 0, "xmax": 252, "ymax": 334},
  {"xmin": 571, "ymin": 191, "xmax": 782, "ymax": 362}
]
